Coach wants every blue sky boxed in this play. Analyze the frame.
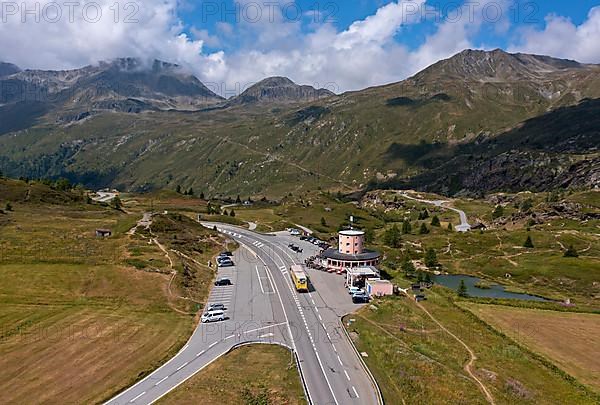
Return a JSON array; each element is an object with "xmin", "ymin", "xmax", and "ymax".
[
  {"xmin": 182, "ymin": 0, "xmax": 600, "ymax": 53},
  {"xmin": 2, "ymin": 0, "xmax": 599, "ymax": 95}
]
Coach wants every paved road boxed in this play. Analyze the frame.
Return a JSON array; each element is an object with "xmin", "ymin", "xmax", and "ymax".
[
  {"xmin": 105, "ymin": 244, "xmax": 291, "ymax": 405},
  {"xmin": 210, "ymin": 225, "xmax": 381, "ymax": 405},
  {"xmin": 92, "ymin": 191, "xmax": 118, "ymax": 203},
  {"xmin": 398, "ymin": 192, "xmax": 472, "ymax": 232},
  {"xmin": 294, "ymin": 223, "xmax": 314, "ymax": 235},
  {"xmin": 106, "ymin": 225, "xmax": 381, "ymax": 405}
]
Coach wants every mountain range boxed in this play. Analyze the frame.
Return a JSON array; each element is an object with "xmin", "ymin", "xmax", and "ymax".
[{"xmin": 0, "ymin": 49, "xmax": 598, "ymax": 197}]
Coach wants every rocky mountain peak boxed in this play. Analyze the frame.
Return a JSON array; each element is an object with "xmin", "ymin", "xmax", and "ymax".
[
  {"xmin": 0, "ymin": 57, "xmax": 224, "ymax": 111},
  {"xmin": 231, "ymin": 76, "xmax": 335, "ymax": 105},
  {"xmin": 252, "ymin": 76, "xmax": 296, "ymax": 88},
  {"xmin": 414, "ymin": 48, "xmax": 585, "ymax": 82},
  {"xmin": 0, "ymin": 62, "xmax": 21, "ymax": 77}
]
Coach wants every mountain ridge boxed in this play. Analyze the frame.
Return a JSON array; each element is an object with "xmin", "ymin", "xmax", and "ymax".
[
  {"xmin": 0, "ymin": 62, "xmax": 21, "ymax": 77},
  {"xmin": 410, "ymin": 49, "xmax": 588, "ymax": 83},
  {"xmin": 0, "ymin": 57, "xmax": 224, "ymax": 112},
  {"xmin": 228, "ymin": 76, "xmax": 335, "ymax": 105},
  {"xmin": 0, "ymin": 49, "xmax": 598, "ymax": 197}
]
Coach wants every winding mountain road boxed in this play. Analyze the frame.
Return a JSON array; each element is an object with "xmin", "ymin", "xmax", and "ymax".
[{"xmin": 398, "ymin": 192, "xmax": 472, "ymax": 232}]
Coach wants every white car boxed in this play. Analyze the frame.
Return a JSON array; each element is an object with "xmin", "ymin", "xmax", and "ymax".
[
  {"xmin": 207, "ymin": 303, "xmax": 226, "ymax": 311},
  {"xmin": 201, "ymin": 310, "xmax": 225, "ymax": 323},
  {"xmin": 290, "ymin": 229, "xmax": 301, "ymax": 236},
  {"xmin": 348, "ymin": 286, "xmax": 364, "ymax": 295}
]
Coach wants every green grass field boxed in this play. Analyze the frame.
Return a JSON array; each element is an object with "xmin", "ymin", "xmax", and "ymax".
[
  {"xmin": 1, "ymin": 178, "xmax": 597, "ymax": 403},
  {"xmin": 346, "ymin": 290, "xmax": 599, "ymax": 404},
  {"xmin": 0, "ymin": 179, "xmax": 234, "ymax": 403},
  {"xmin": 159, "ymin": 344, "xmax": 305, "ymax": 405}
]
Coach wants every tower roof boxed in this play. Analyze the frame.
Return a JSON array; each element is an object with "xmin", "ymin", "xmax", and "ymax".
[{"xmin": 339, "ymin": 229, "xmax": 364, "ymax": 236}]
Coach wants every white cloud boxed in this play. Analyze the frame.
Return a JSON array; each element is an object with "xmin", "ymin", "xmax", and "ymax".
[
  {"xmin": 210, "ymin": 0, "xmax": 485, "ymax": 93},
  {"xmin": 334, "ymin": 0, "xmax": 426, "ymax": 50},
  {"xmin": 2, "ymin": 0, "xmax": 598, "ymax": 98},
  {"xmin": 0, "ymin": 0, "xmax": 440, "ymax": 94},
  {"xmin": 191, "ymin": 27, "xmax": 221, "ymax": 48},
  {"xmin": 509, "ymin": 6, "xmax": 600, "ymax": 63},
  {"xmin": 0, "ymin": 0, "xmax": 223, "ymax": 78}
]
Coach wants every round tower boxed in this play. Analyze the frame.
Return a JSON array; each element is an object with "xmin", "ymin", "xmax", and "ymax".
[{"xmin": 338, "ymin": 229, "xmax": 364, "ymax": 255}]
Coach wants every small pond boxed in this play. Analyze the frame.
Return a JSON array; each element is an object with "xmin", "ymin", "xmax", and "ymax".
[{"xmin": 433, "ymin": 274, "xmax": 551, "ymax": 302}]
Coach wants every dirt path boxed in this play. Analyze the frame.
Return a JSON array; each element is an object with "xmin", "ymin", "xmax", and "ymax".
[
  {"xmin": 127, "ymin": 212, "xmax": 153, "ymax": 235},
  {"xmin": 495, "ymin": 233, "xmax": 519, "ymax": 267},
  {"xmin": 128, "ymin": 213, "xmax": 194, "ymax": 315},
  {"xmin": 415, "ymin": 301, "xmax": 495, "ymax": 405},
  {"xmin": 150, "ymin": 237, "xmax": 189, "ymax": 315}
]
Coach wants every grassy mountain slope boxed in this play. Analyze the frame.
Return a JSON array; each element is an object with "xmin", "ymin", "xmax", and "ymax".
[{"xmin": 0, "ymin": 49, "xmax": 598, "ymax": 197}]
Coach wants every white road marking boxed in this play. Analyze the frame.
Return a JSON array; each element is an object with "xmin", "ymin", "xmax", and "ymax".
[
  {"xmin": 314, "ymin": 351, "xmax": 341, "ymax": 405},
  {"xmin": 344, "ymin": 370, "xmax": 350, "ymax": 381},
  {"xmin": 155, "ymin": 376, "xmax": 168, "ymax": 386},
  {"xmin": 259, "ymin": 333, "xmax": 275, "ymax": 338},
  {"xmin": 332, "ymin": 343, "xmax": 337, "ymax": 353},
  {"xmin": 255, "ymin": 265, "xmax": 265, "ymax": 294},
  {"xmin": 129, "ymin": 392, "xmax": 145, "ymax": 403},
  {"xmin": 176, "ymin": 362, "xmax": 188, "ymax": 371},
  {"xmin": 224, "ymin": 335, "xmax": 235, "ymax": 340},
  {"xmin": 209, "ymin": 342, "xmax": 218, "ymax": 348},
  {"xmin": 243, "ymin": 322, "xmax": 288, "ymax": 335},
  {"xmin": 264, "ymin": 266, "xmax": 276, "ymax": 293},
  {"xmin": 352, "ymin": 386, "xmax": 360, "ymax": 398},
  {"xmin": 318, "ymin": 314, "xmax": 323, "ymax": 321},
  {"xmin": 196, "ymin": 350, "xmax": 206, "ymax": 357},
  {"xmin": 337, "ymin": 355, "xmax": 343, "ymax": 366},
  {"xmin": 232, "ymin": 231, "xmax": 340, "ymax": 405}
]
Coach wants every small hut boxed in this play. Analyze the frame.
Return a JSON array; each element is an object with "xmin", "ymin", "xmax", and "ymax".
[{"xmin": 95, "ymin": 229, "xmax": 112, "ymax": 238}]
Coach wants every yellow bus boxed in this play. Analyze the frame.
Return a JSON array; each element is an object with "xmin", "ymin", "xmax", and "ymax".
[{"xmin": 291, "ymin": 265, "xmax": 309, "ymax": 292}]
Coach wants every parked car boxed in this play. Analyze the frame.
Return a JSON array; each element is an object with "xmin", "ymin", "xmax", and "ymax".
[
  {"xmin": 207, "ymin": 303, "xmax": 226, "ymax": 311},
  {"xmin": 290, "ymin": 229, "xmax": 301, "ymax": 236},
  {"xmin": 348, "ymin": 286, "xmax": 363, "ymax": 295},
  {"xmin": 287, "ymin": 244, "xmax": 303, "ymax": 253},
  {"xmin": 352, "ymin": 292, "xmax": 370, "ymax": 304},
  {"xmin": 201, "ymin": 310, "xmax": 225, "ymax": 323},
  {"xmin": 218, "ymin": 259, "xmax": 234, "ymax": 267},
  {"xmin": 214, "ymin": 278, "xmax": 232, "ymax": 286},
  {"xmin": 220, "ymin": 251, "xmax": 233, "ymax": 257},
  {"xmin": 217, "ymin": 255, "xmax": 234, "ymax": 264}
]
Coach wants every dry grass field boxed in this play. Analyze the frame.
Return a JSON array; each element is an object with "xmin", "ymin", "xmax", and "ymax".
[
  {"xmin": 159, "ymin": 344, "xmax": 305, "ymax": 405},
  {"xmin": 347, "ymin": 291, "xmax": 599, "ymax": 405},
  {"xmin": 0, "ymin": 196, "xmax": 220, "ymax": 403},
  {"xmin": 466, "ymin": 304, "xmax": 600, "ymax": 392}
]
